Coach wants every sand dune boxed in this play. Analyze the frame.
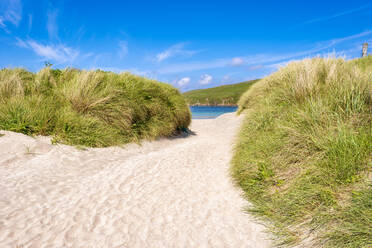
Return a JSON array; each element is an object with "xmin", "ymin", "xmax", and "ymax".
[{"xmin": 0, "ymin": 113, "xmax": 270, "ymax": 248}]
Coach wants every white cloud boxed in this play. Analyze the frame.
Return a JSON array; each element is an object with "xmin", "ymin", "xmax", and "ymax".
[
  {"xmin": 16, "ymin": 39, "xmax": 79, "ymax": 64},
  {"xmin": 156, "ymin": 43, "xmax": 196, "ymax": 62},
  {"xmin": 0, "ymin": 0, "xmax": 22, "ymax": 30},
  {"xmin": 199, "ymin": 74, "xmax": 213, "ymax": 85},
  {"xmin": 231, "ymin": 57, "xmax": 244, "ymax": 66},
  {"xmin": 118, "ymin": 41, "xmax": 128, "ymax": 59},
  {"xmin": 177, "ymin": 77, "xmax": 190, "ymax": 87},
  {"xmin": 47, "ymin": 10, "xmax": 58, "ymax": 40}
]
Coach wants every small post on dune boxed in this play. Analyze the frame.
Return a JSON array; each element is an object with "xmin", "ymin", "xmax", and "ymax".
[{"xmin": 362, "ymin": 43, "xmax": 368, "ymax": 57}]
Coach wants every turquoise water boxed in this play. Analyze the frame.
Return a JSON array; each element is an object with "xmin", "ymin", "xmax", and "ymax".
[{"xmin": 190, "ymin": 106, "xmax": 238, "ymax": 119}]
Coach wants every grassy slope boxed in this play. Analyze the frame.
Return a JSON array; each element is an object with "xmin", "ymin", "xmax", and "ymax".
[
  {"xmin": 232, "ymin": 56, "xmax": 372, "ymax": 247},
  {"xmin": 0, "ymin": 68, "xmax": 191, "ymax": 147},
  {"xmin": 183, "ymin": 79, "xmax": 258, "ymax": 105}
]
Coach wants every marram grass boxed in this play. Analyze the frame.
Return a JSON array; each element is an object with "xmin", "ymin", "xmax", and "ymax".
[
  {"xmin": 0, "ymin": 68, "xmax": 191, "ymax": 147},
  {"xmin": 233, "ymin": 56, "xmax": 372, "ymax": 247}
]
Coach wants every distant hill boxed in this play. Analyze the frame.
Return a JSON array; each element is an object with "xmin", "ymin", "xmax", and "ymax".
[{"xmin": 183, "ymin": 79, "xmax": 258, "ymax": 106}]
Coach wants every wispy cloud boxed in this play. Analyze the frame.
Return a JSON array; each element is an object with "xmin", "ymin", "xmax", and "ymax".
[
  {"xmin": 0, "ymin": 0, "xmax": 22, "ymax": 32},
  {"xmin": 118, "ymin": 40, "xmax": 128, "ymax": 59},
  {"xmin": 156, "ymin": 43, "xmax": 197, "ymax": 62},
  {"xmin": 157, "ymin": 54, "xmax": 291, "ymax": 74},
  {"xmin": 157, "ymin": 30, "xmax": 372, "ymax": 75},
  {"xmin": 199, "ymin": 74, "xmax": 213, "ymax": 85},
  {"xmin": 328, "ymin": 30, "xmax": 372, "ymax": 45},
  {"xmin": 47, "ymin": 10, "xmax": 59, "ymax": 40},
  {"xmin": 298, "ymin": 4, "xmax": 372, "ymax": 26},
  {"xmin": 16, "ymin": 39, "xmax": 79, "ymax": 64}
]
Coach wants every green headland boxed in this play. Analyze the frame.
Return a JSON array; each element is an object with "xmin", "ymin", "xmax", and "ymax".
[{"xmin": 183, "ymin": 79, "xmax": 258, "ymax": 106}]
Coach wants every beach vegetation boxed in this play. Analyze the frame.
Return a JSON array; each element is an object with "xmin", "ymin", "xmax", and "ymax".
[
  {"xmin": 0, "ymin": 68, "xmax": 191, "ymax": 147},
  {"xmin": 232, "ymin": 56, "xmax": 372, "ymax": 247}
]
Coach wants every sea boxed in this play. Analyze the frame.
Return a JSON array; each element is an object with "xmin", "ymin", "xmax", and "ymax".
[{"xmin": 190, "ymin": 106, "xmax": 238, "ymax": 119}]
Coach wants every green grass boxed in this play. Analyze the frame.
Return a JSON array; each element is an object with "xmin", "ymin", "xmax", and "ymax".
[
  {"xmin": 183, "ymin": 79, "xmax": 258, "ymax": 105},
  {"xmin": 232, "ymin": 56, "xmax": 372, "ymax": 247},
  {"xmin": 0, "ymin": 67, "xmax": 191, "ymax": 147},
  {"xmin": 350, "ymin": 54, "xmax": 372, "ymax": 71}
]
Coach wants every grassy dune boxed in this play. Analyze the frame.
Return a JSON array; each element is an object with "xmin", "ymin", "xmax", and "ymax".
[
  {"xmin": 232, "ymin": 56, "xmax": 372, "ymax": 247},
  {"xmin": 0, "ymin": 68, "xmax": 191, "ymax": 147},
  {"xmin": 183, "ymin": 79, "xmax": 258, "ymax": 106}
]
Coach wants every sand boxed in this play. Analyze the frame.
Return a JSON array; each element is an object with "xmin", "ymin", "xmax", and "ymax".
[{"xmin": 0, "ymin": 113, "xmax": 271, "ymax": 248}]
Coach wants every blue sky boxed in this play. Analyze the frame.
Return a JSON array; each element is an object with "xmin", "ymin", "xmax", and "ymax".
[{"xmin": 0, "ymin": 0, "xmax": 371, "ymax": 91}]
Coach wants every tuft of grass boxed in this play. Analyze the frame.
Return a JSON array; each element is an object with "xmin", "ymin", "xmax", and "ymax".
[
  {"xmin": 0, "ymin": 68, "xmax": 191, "ymax": 147},
  {"xmin": 350, "ymin": 55, "xmax": 372, "ymax": 72},
  {"xmin": 322, "ymin": 185, "xmax": 372, "ymax": 248},
  {"xmin": 183, "ymin": 79, "xmax": 258, "ymax": 105},
  {"xmin": 232, "ymin": 57, "xmax": 372, "ymax": 247}
]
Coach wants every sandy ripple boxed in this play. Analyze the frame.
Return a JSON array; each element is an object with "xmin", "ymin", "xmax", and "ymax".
[{"xmin": 0, "ymin": 113, "xmax": 270, "ymax": 248}]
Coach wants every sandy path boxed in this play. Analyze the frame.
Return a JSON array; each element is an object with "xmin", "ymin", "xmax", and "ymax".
[{"xmin": 0, "ymin": 113, "xmax": 270, "ymax": 248}]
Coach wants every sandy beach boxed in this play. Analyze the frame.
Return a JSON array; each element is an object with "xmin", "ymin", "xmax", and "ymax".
[{"xmin": 0, "ymin": 113, "xmax": 270, "ymax": 248}]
